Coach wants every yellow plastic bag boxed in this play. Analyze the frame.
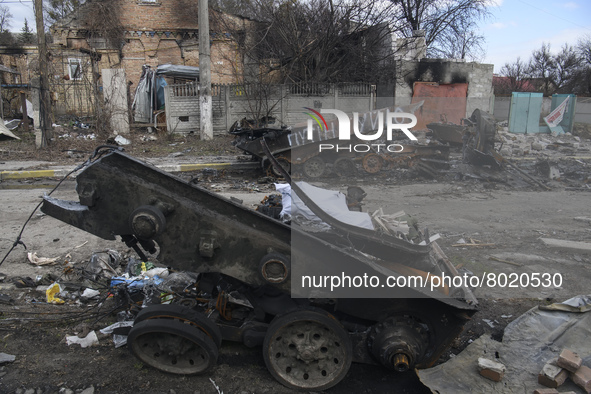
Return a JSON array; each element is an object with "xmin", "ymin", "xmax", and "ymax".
[{"xmin": 46, "ymin": 282, "xmax": 65, "ymax": 304}]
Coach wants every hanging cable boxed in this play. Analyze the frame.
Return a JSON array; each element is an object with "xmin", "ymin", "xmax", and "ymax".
[{"xmin": 0, "ymin": 145, "xmax": 123, "ymax": 267}]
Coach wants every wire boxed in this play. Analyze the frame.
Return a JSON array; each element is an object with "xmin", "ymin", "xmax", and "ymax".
[
  {"xmin": 0, "ymin": 145, "xmax": 122, "ymax": 267},
  {"xmin": 515, "ymin": 0, "xmax": 591, "ymax": 32}
]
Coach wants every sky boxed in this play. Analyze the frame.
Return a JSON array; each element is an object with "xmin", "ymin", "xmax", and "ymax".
[
  {"xmin": 482, "ymin": 0, "xmax": 591, "ymax": 73},
  {"xmin": 3, "ymin": 0, "xmax": 591, "ymax": 74},
  {"xmin": 2, "ymin": 0, "xmax": 34, "ymax": 33}
]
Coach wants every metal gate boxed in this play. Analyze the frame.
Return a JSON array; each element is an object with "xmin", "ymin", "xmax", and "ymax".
[{"xmin": 508, "ymin": 92, "xmax": 543, "ymax": 134}]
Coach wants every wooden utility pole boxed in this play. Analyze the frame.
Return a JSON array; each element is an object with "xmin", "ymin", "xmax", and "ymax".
[
  {"xmin": 33, "ymin": 0, "xmax": 50, "ymax": 148},
  {"xmin": 198, "ymin": 0, "xmax": 213, "ymax": 140}
]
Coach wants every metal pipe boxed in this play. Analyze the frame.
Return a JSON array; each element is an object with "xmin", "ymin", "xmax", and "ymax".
[{"xmin": 392, "ymin": 353, "xmax": 410, "ymax": 372}]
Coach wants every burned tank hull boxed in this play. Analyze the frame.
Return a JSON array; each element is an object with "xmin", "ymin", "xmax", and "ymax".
[
  {"xmin": 230, "ymin": 103, "xmax": 439, "ymax": 178},
  {"xmin": 41, "ymin": 150, "xmax": 477, "ymax": 391}
]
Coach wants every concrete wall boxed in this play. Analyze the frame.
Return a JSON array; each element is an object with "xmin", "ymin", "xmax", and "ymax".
[
  {"xmin": 493, "ymin": 97, "xmax": 511, "ymax": 121},
  {"xmin": 493, "ymin": 96, "xmax": 591, "ymax": 124},
  {"xmin": 164, "ymin": 83, "xmax": 201, "ymax": 133},
  {"xmin": 395, "ymin": 58, "xmax": 494, "ymax": 115},
  {"xmin": 164, "ymin": 83, "xmax": 375, "ymax": 134},
  {"xmin": 284, "ymin": 84, "xmax": 374, "ymax": 126},
  {"xmin": 575, "ymin": 97, "xmax": 591, "ymax": 124},
  {"xmin": 102, "ymin": 69, "xmax": 130, "ymax": 134}
]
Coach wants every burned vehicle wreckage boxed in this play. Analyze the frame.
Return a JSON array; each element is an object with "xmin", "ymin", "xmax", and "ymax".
[
  {"xmin": 228, "ymin": 102, "xmax": 452, "ymax": 179},
  {"xmin": 41, "ymin": 142, "xmax": 478, "ymax": 390}
]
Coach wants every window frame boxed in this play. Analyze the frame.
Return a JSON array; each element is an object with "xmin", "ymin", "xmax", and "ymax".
[{"xmin": 68, "ymin": 58, "xmax": 83, "ymax": 81}]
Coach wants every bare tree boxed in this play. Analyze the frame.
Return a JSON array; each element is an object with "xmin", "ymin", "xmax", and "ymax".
[
  {"xmin": 213, "ymin": 0, "xmax": 493, "ymax": 82},
  {"xmin": 81, "ymin": 0, "xmax": 124, "ymax": 49},
  {"xmin": 579, "ymin": 35, "xmax": 591, "ymax": 65},
  {"xmin": 390, "ymin": 0, "xmax": 490, "ymax": 60},
  {"xmin": 527, "ymin": 43, "xmax": 556, "ymax": 95},
  {"xmin": 500, "ymin": 37, "xmax": 591, "ymax": 96},
  {"xmin": 44, "ymin": 0, "xmax": 82, "ymax": 26},
  {"xmin": 576, "ymin": 35, "xmax": 591, "ymax": 95},
  {"xmin": 0, "ymin": 4, "xmax": 12, "ymax": 32},
  {"xmin": 552, "ymin": 44, "xmax": 580, "ymax": 93},
  {"xmin": 225, "ymin": 0, "xmax": 398, "ymax": 84},
  {"xmin": 210, "ymin": 0, "xmax": 257, "ymax": 18},
  {"xmin": 427, "ymin": 18, "xmax": 485, "ymax": 60},
  {"xmin": 495, "ymin": 57, "xmax": 531, "ymax": 94}
]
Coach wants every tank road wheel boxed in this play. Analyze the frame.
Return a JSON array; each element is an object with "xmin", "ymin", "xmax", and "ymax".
[
  {"xmin": 128, "ymin": 319, "xmax": 218, "ymax": 375},
  {"xmin": 362, "ymin": 153, "xmax": 383, "ymax": 174},
  {"xmin": 333, "ymin": 158, "xmax": 357, "ymax": 177},
  {"xmin": 134, "ymin": 304, "xmax": 222, "ymax": 348},
  {"xmin": 303, "ymin": 156, "xmax": 326, "ymax": 178},
  {"xmin": 268, "ymin": 156, "xmax": 291, "ymax": 178},
  {"xmin": 263, "ymin": 310, "xmax": 353, "ymax": 391}
]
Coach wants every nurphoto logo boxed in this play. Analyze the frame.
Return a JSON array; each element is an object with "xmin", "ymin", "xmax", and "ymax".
[{"xmin": 303, "ymin": 108, "xmax": 418, "ymax": 153}]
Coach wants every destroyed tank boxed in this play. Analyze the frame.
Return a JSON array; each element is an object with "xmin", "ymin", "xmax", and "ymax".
[
  {"xmin": 229, "ymin": 102, "xmax": 450, "ymax": 179},
  {"xmin": 41, "ymin": 148, "xmax": 477, "ymax": 391}
]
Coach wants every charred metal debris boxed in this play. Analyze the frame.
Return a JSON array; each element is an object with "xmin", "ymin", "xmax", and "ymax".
[
  {"xmin": 230, "ymin": 109, "xmax": 590, "ymax": 190},
  {"xmin": 39, "ymin": 148, "xmax": 479, "ymax": 391}
]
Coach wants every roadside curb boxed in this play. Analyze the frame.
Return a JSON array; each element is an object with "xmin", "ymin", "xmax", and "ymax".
[{"xmin": 0, "ymin": 161, "xmax": 261, "ymax": 181}]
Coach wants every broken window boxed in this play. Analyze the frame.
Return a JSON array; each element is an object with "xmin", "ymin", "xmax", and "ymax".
[{"xmin": 68, "ymin": 58, "xmax": 82, "ymax": 81}]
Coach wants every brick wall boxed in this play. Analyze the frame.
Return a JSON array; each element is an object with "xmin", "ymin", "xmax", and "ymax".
[
  {"xmin": 0, "ymin": 51, "xmax": 36, "ymax": 116},
  {"xmin": 0, "ymin": 51, "xmax": 36, "ymax": 84},
  {"xmin": 118, "ymin": 0, "xmax": 199, "ymax": 31},
  {"xmin": 395, "ymin": 59, "xmax": 494, "ymax": 116},
  {"xmin": 118, "ymin": 35, "xmax": 240, "ymax": 89},
  {"xmin": 50, "ymin": 3, "xmax": 252, "ymax": 93}
]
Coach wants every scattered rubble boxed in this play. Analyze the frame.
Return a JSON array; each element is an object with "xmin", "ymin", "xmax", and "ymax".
[
  {"xmin": 65, "ymin": 331, "xmax": 99, "ymax": 348},
  {"xmin": 0, "ymin": 353, "xmax": 15, "ymax": 365},
  {"xmin": 538, "ymin": 359, "xmax": 568, "ymax": 388},
  {"xmin": 540, "ymin": 238, "xmax": 591, "ymax": 254},
  {"xmin": 558, "ymin": 349, "xmax": 583, "ymax": 372},
  {"xmin": 418, "ymin": 295, "xmax": 591, "ymax": 393},
  {"xmin": 478, "ymin": 357, "xmax": 506, "ymax": 382},
  {"xmin": 571, "ymin": 365, "xmax": 591, "ymax": 393},
  {"xmin": 225, "ymin": 108, "xmax": 591, "ymax": 191},
  {"xmin": 256, "ymin": 193, "xmax": 283, "ymax": 219},
  {"xmin": 113, "ymin": 135, "xmax": 131, "ymax": 146},
  {"xmin": 0, "ymin": 118, "xmax": 590, "ymax": 391},
  {"xmin": 27, "ymin": 251, "xmax": 59, "ymax": 266},
  {"xmin": 533, "ymin": 389, "xmax": 560, "ymax": 394}
]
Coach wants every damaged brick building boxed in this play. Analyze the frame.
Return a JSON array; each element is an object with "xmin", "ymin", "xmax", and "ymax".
[
  {"xmin": 0, "ymin": 0, "xmax": 255, "ymax": 118},
  {"xmin": 50, "ymin": 0, "xmax": 254, "ymax": 88}
]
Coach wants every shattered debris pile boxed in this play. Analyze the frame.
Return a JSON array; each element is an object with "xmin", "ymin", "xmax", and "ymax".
[
  {"xmin": 419, "ymin": 296, "xmax": 591, "ymax": 394},
  {"xmin": 228, "ymin": 107, "xmax": 590, "ymax": 190},
  {"xmin": 425, "ymin": 111, "xmax": 591, "ymax": 189},
  {"xmin": 2, "ymin": 248, "xmax": 199, "ymax": 310},
  {"xmin": 256, "ymin": 194, "xmax": 283, "ymax": 220}
]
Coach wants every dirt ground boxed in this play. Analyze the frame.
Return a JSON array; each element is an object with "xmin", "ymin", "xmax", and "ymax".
[
  {"xmin": 0, "ymin": 126, "xmax": 590, "ymax": 393},
  {"xmin": 0, "ymin": 127, "xmax": 241, "ymax": 166}
]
